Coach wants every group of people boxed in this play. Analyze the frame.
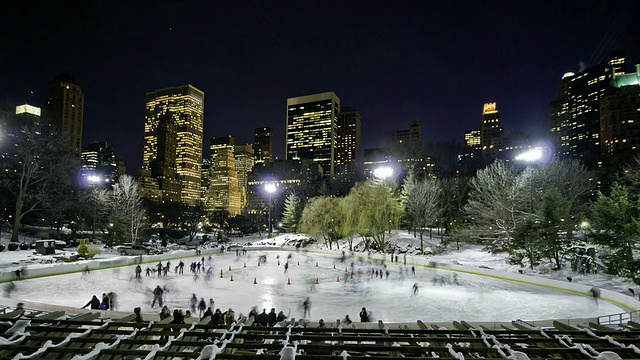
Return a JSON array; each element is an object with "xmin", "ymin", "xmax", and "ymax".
[
  {"xmin": 81, "ymin": 292, "xmax": 116, "ymax": 310},
  {"xmin": 249, "ymin": 307, "xmax": 288, "ymax": 326}
]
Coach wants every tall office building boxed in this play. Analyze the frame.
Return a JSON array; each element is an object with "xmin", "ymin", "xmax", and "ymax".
[
  {"xmin": 253, "ymin": 127, "xmax": 272, "ymax": 164},
  {"xmin": 234, "ymin": 144, "xmax": 255, "ymax": 208},
  {"xmin": 480, "ymin": 102, "xmax": 504, "ymax": 161},
  {"xmin": 205, "ymin": 136, "xmax": 241, "ymax": 215},
  {"xmin": 600, "ymin": 64, "xmax": 640, "ymax": 161},
  {"xmin": 43, "ymin": 73, "xmax": 84, "ymax": 157},
  {"xmin": 336, "ymin": 106, "xmax": 361, "ymax": 176},
  {"xmin": 15, "ymin": 104, "xmax": 42, "ymax": 127},
  {"xmin": 286, "ymin": 92, "xmax": 340, "ymax": 177},
  {"xmin": 143, "ymin": 85, "xmax": 204, "ymax": 206},
  {"xmin": 550, "ymin": 50, "xmax": 626, "ymax": 166},
  {"xmin": 80, "ymin": 141, "xmax": 118, "ymax": 186}
]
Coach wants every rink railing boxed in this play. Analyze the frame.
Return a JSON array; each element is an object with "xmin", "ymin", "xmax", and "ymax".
[{"xmin": 597, "ymin": 310, "xmax": 640, "ymax": 326}]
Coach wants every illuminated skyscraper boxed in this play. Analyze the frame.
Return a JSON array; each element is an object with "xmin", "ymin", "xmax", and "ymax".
[
  {"xmin": 143, "ymin": 85, "xmax": 204, "ymax": 206},
  {"xmin": 206, "ymin": 136, "xmax": 241, "ymax": 215},
  {"xmin": 234, "ymin": 144, "xmax": 255, "ymax": 208},
  {"xmin": 601, "ymin": 64, "xmax": 640, "ymax": 162},
  {"xmin": 286, "ymin": 92, "xmax": 340, "ymax": 177},
  {"xmin": 336, "ymin": 106, "xmax": 361, "ymax": 176},
  {"xmin": 480, "ymin": 102, "xmax": 504, "ymax": 161},
  {"xmin": 550, "ymin": 50, "xmax": 626, "ymax": 166},
  {"xmin": 254, "ymin": 127, "xmax": 272, "ymax": 164},
  {"xmin": 43, "ymin": 73, "xmax": 84, "ymax": 157}
]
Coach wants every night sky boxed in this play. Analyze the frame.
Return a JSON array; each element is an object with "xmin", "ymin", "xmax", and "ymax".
[{"xmin": 1, "ymin": 1, "xmax": 638, "ymax": 173}]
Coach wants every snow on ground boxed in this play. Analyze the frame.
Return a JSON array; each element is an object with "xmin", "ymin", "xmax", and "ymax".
[{"xmin": 0, "ymin": 230, "xmax": 637, "ymax": 323}]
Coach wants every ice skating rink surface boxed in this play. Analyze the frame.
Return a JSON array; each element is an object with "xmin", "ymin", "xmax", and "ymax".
[{"xmin": 10, "ymin": 250, "xmax": 624, "ymax": 322}]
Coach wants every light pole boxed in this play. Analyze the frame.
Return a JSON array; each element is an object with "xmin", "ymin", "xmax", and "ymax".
[
  {"xmin": 265, "ymin": 183, "xmax": 277, "ymax": 238},
  {"xmin": 87, "ymin": 175, "xmax": 101, "ymax": 240}
]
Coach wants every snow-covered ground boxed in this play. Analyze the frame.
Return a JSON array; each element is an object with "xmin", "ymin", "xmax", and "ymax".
[{"xmin": 1, "ymin": 231, "xmax": 637, "ymax": 323}]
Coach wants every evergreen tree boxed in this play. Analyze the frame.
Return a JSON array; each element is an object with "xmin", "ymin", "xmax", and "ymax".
[
  {"xmin": 591, "ymin": 183, "xmax": 640, "ymax": 278},
  {"xmin": 282, "ymin": 193, "xmax": 304, "ymax": 233}
]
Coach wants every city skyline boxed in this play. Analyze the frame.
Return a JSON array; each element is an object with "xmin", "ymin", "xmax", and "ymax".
[{"xmin": 0, "ymin": 1, "xmax": 638, "ymax": 172}]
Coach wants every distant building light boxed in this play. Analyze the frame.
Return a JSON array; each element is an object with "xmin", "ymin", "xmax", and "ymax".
[{"xmin": 15, "ymin": 104, "xmax": 41, "ymax": 116}]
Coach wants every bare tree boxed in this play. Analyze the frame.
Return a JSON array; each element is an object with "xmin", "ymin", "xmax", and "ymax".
[
  {"xmin": 465, "ymin": 160, "xmax": 526, "ymax": 247},
  {"xmin": 0, "ymin": 124, "xmax": 77, "ymax": 242},
  {"xmin": 110, "ymin": 175, "xmax": 146, "ymax": 245},
  {"xmin": 402, "ymin": 174, "xmax": 441, "ymax": 253}
]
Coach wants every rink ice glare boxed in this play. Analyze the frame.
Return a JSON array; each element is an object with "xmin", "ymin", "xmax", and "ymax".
[{"xmin": 10, "ymin": 250, "xmax": 624, "ymax": 322}]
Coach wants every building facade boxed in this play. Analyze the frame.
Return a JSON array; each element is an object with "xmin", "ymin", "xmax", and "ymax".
[
  {"xmin": 600, "ymin": 64, "xmax": 640, "ymax": 162},
  {"xmin": 253, "ymin": 127, "xmax": 272, "ymax": 164},
  {"xmin": 234, "ymin": 144, "xmax": 255, "ymax": 208},
  {"xmin": 480, "ymin": 102, "xmax": 504, "ymax": 161},
  {"xmin": 286, "ymin": 92, "xmax": 340, "ymax": 177},
  {"xmin": 392, "ymin": 121, "xmax": 421, "ymax": 144},
  {"xmin": 550, "ymin": 50, "xmax": 626, "ymax": 167},
  {"xmin": 336, "ymin": 106, "xmax": 362, "ymax": 176},
  {"xmin": 43, "ymin": 73, "xmax": 84, "ymax": 157},
  {"xmin": 143, "ymin": 85, "xmax": 204, "ymax": 206}
]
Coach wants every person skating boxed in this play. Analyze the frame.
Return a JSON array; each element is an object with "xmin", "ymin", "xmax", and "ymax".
[
  {"xmin": 135, "ymin": 265, "xmax": 142, "ymax": 278},
  {"xmin": 190, "ymin": 293, "xmax": 198, "ymax": 312},
  {"xmin": 197, "ymin": 297, "xmax": 207, "ymax": 317},
  {"xmin": 344, "ymin": 315, "xmax": 353, "ymax": 325},
  {"xmin": 302, "ymin": 297, "xmax": 311, "ymax": 319},
  {"xmin": 359, "ymin": 307, "xmax": 369, "ymax": 322},
  {"xmin": 151, "ymin": 285, "xmax": 164, "ymax": 308},
  {"xmin": 412, "ymin": 282, "xmax": 419, "ymax": 295},
  {"xmin": 81, "ymin": 295, "xmax": 101, "ymax": 309}
]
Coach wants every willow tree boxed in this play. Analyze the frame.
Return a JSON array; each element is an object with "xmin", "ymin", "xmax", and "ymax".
[
  {"xmin": 348, "ymin": 180, "xmax": 403, "ymax": 251},
  {"xmin": 298, "ymin": 196, "xmax": 342, "ymax": 249}
]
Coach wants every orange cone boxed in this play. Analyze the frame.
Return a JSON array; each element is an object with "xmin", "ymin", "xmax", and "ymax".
[
  {"xmin": 253, "ymin": 277, "xmax": 257, "ymax": 284},
  {"xmin": 287, "ymin": 278, "xmax": 291, "ymax": 285},
  {"xmin": 220, "ymin": 269, "xmax": 223, "ymax": 278},
  {"xmin": 315, "ymin": 277, "xmax": 319, "ymax": 284},
  {"xmin": 230, "ymin": 275, "xmax": 234, "ymax": 281},
  {"xmin": 336, "ymin": 275, "xmax": 340, "ymax": 282},
  {"xmin": 229, "ymin": 265, "xmax": 232, "ymax": 271}
]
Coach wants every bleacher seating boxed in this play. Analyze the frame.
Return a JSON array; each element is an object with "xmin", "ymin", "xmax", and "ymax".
[{"xmin": 2, "ymin": 309, "xmax": 640, "ymax": 359}]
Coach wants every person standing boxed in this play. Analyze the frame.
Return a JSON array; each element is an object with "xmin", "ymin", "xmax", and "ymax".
[
  {"xmin": 81, "ymin": 295, "xmax": 101, "ymax": 309},
  {"xmin": 152, "ymin": 286, "xmax": 164, "ymax": 308},
  {"xmin": 359, "ymin": 307, "xmax": 369, "ymax": 322},
  {"xmin": 302, "ymin": 297, "xmax": 311, "ymax": 319},
  {"xmin": 197, "ymin": 297, "xmax": 207, "ymax": 317}
]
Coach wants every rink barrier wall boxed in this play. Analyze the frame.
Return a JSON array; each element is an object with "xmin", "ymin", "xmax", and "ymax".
[{"xmin": 1, "ymin": 245, "xmax": 640, "ymax": 325}]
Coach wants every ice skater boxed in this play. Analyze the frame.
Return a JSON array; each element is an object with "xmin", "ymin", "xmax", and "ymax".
[
  {"xmin": 412, "ymin": 282, "xmax": 419, "ymax": 295},
  {"xmin": 590, "ymin": 287, "xmax": 601, "ymax": 305},
  {"xmin": 151, "ymin": 285, "xmax": 164, "ymax": 308},
  {"xmin": 302, "ymin": 297, "xmax": 311, "ymax": 319}
]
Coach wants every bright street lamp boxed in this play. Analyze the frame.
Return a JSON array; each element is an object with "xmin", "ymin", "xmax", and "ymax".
[
  {"xmin": 373, "ymin": 166, "xmax": 393, "ymax": 181},
  {"xmin": 265, "ymin": 183, "xmax": 277, "ymax": 238},
  {"xmin": 515, "ymin": 148, "xmax": 543, "ymax": 162}
]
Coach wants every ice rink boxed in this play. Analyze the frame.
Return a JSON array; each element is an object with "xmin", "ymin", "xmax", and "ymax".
[{"xmin": 8, "ymin": 249, "xmax": 625, "ymax": 323}]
